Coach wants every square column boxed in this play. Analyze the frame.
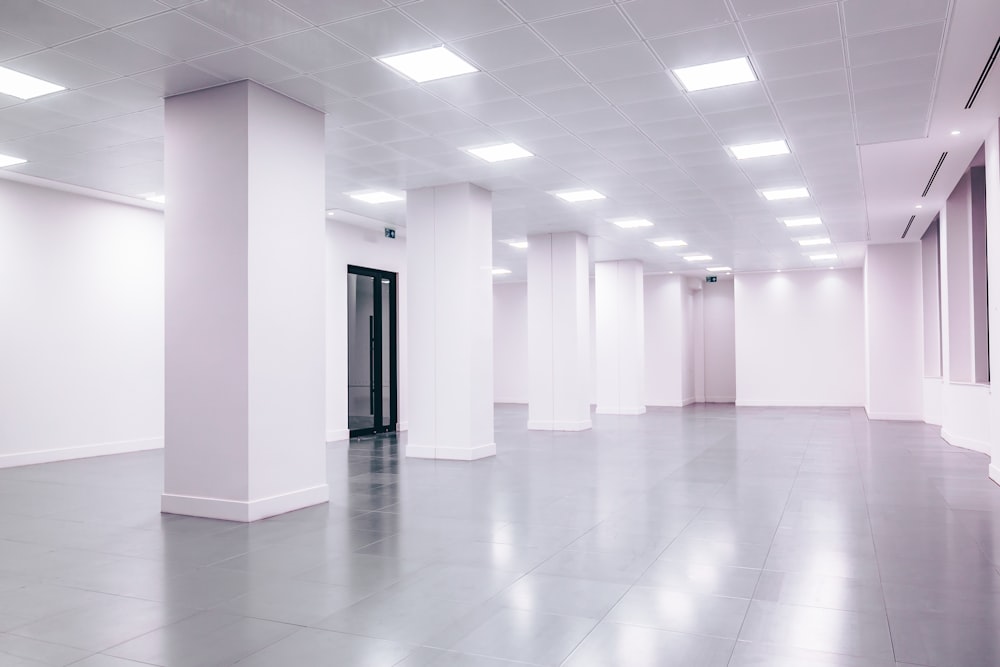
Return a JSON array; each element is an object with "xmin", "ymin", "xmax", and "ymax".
[
  {"xmin": 595, "ymin": 260, "xmax": 646, "ymax": 415},
  {"xmin": 527, "ymin": 233, "xmax": 591, "ymax": 431},
  {"xmin": 406, "ymin": 183, "xmax": 495, "ymax": 460},
  {"xmin": 162, "ymin": 81, "xmax": 328, "ymax": 522}
]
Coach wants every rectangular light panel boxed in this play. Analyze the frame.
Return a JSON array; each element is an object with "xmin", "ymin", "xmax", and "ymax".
[
  {"xmin": 466, "ymin": 143, "xmax": 533, "ymax": 162},
  {"xmin": 782, "ymin": 217, "xmax": 823, "ymax": 227},
  {"xmin": 378, "ymin": 47, "xmax": 478, "ymax": 83},
  {"xmin": 348, "ymin": 191, "xmax": 404, "ymax": 204},
  {"xmin": 505, "ymin": 240, "xmax": 529, "ymax": 249},
  {"xmin": 492, "ymin": 268, "xmax": 512, "ymax": 275},
  {"xmin": 611, "ymin": 218, "xmax": 653, "ymax": 229},
  {"xmin": 0, "ymin": 153, "xmax": 27, "ymax": 168},
  {"xmin": 555, "ymin": 189, "xmax": 605, "ymax": 203},
  {"xmin": 0, "ymin": 65, "xmax": 64, "ymax": 100},
  {"xmin": 762, "ymin": 187, "xmax": 810, "ymax": 201},
  {"xmin": 672, "ymin": 57, "xmax": 757, "ymax": 92},
  {"xmin": 684, "ymin": 254, "xmax": 712, "ymax": 262},
  {"xmin": 707, "ymin": 266, "xmax": 732, "ymax": 272},
  {"xmin": 798, "ymin": 238, "xmax": 831, "ymax": 246},
  {"xmin": 730, "ymin": 140, "xmax": 790, "ymax": 160},
  {"xmin": 651, "ymin": 239, "xmax": 687, "ymax": 248}
]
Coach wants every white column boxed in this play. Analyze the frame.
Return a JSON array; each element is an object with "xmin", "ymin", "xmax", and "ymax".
[
  {"xmin": 406, "ymin": 183, "xmax": 495, "ymax": 460},
  {"xmin": 863, "ymin": 244, "xmax": 924, "ymax": 421},
  {"xmin": 527, "ymin": 232, "xmax": 591, "ymax": 431},
  {"xmin": 984, "ymin": 119, "xmax": 1000, "ymax": 485},
  {"xmin": 595, "ymin": 260, "xmax": 645, "ymax": 414},
  {"xmin": 644, "ymin": 275, "xmax": 689, "ymax": 407},
  {"xmin": 162, "ymin": 81, "xmax": 328, "ymax": 522}
]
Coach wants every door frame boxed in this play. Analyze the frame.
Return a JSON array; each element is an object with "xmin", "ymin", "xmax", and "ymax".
[{"xmin": 348, "ymin": 265, "xmax": 398, "ymax": 437}]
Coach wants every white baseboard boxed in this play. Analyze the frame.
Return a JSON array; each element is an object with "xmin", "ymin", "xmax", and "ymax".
[
  {"xmin": 646, "ymin": 398, "xmax": 695, "ymax": 408},
  {"xmin": 399, "ymin": 421, "xmax": 409, "ymax": 432},
  {"xmin": 941, "ymin": 429, "xmax": 991, "ymax": 456},
  {"xmin": 325, "ymin": 429, "xmax": 350, "ymax": 443},
  {"xmin": 595, "ymin": 406, "xmax": 646, "ymax": 415},
  {"xmin": 990, "ymin": 463, "xmax": 1000, "ymax": 486},
  {"xmin": 681, "ymin": 396, "xmax": 696, "ymax": 406},
  {"xmin": 736, "ymin": 399, "xmax": 862, "ymax": 408},
  {"xmin": 865, "ymin": 409, "xmax": 924, "ymax": 422},
  {"xmin": 0, "ymin": 436, "xmax": 164, "ymax": 469},
  {"xmin": 161, "ymin": 483, "xmax": 330, "ymax": 523},
  {"xmin": 704, "ymin": 396, "xmax": 736, "ymax": 404},
  {"xmin": 406, "ymin": 443, "xmax": 496, "ymax": 461},
  {"xmin": 527, "ymin": 420, "xmax": 592, "ymax": 431}
]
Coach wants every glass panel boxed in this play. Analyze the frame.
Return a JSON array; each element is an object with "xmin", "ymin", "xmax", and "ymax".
[
  {"xmin": 348, "ymin": 273, "xmax": 376, "ymax": 432},
  {"xmin": 380, "ymin": 278, "xmax": 392, "ymax": 429}
]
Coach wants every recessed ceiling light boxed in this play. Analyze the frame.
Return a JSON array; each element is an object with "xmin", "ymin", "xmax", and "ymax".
[
  {"xmin": 611, "ymin": 218, "xmax": 653, "ymax": 229},
  {"xmin": 554, "ymin": 189, "xmax": 605, "ymax": 203},
  {"xmin": 505, "ymin": 240, "xmax": 529, "ymax": 249},
  {"xmin": 348, "ymin": 191, "xmax": 404, "ymax": 204},
  {"xmin": 782, "ymin": 217, "xmax": 823, "ymax": 227},
  {"xmin": 951, "ymin": 130, "xmax": 961, "ymax": 136},
  {"xmin": 761, "ymin": 187, "xmax": 810, "ymax": 201},
  {"xmin": 798, "ymin": 238, "xmax": 831, "ymax": 246},
  {"xmin": 0, "ymin": 153, "xmax": 27, "ymax": 168},
  {"xmin": 915, "ymin": 204, "xmax": 923, "ymax": 209},
  {"xmin": 809, "ymin": 253, "xmax": 837, "ymax": 261},
  {"xmin": 327, "ymin": 210, "xmax": 336, "ymax": 217},
  {"xmin": 683, "ymin": 254, "xmax": 712, "ymax": 262},
  {"xmin": 672, "ymin": 57, "xmax": 757, "ymax": 92},
  {"xmin": 0, "ymin": 65, "xmax": 64, "ymax": 100},
  {"xmin": 465, "ymin": 143, "xmax": 533, "ymax": 162},
  {"xmin": 492, "ymin": 268, "xmax": 512, "ymax": 276},
  {"xmin": 707, "ymin": 266, "xmax": 732, "ymax": 272},
  {"xmin": 729, "ymin": 140, "xmax": 789, "ymax": 160},
  {"xmin": 378, "ymin": 47, "xmax": 478, "ymax": 83},
  {"xmin": 140, "ymin": 193, "xmax": 166, "ymax": 204},
  {"xmin": 651, "ymin": 239, "xmax": 687, "ymax": 248}
]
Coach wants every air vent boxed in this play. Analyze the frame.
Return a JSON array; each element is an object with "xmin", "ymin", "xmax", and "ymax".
[
  {"xmin": 922, "ymin": 152, "xmax": 948, "ymax": 197},
  {"xmin": 902, "ymin": 215, "xmax": 916, "ymax": 239},
  {"xmin": 966, "ymin": 36, "xmax": 1000, "ymax": 109}
]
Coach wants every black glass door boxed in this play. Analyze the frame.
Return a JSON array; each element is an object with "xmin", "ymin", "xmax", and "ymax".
[{"xmin": 348, "ymin": 265, "xmax": 397, "ymax": 437}]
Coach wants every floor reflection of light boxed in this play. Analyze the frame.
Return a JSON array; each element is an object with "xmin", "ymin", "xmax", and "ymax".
[{"xmin": 687, "ymin": 564, "xmax": 719, "ymax": 587}]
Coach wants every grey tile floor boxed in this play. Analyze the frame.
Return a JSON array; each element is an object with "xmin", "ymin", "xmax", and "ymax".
[{"xmin": 0, "ymin": 404, "xmax": 999, "ymax": 666}]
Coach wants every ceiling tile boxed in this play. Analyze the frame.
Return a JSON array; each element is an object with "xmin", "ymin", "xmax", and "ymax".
[
  {"xmin": 0, "ymin": 103, "xmax": 78, "ymax": 133},
  {"xmin": 401, "ymin": 0, "xmax": 520, "ymax": 40},
  {"xmin": 729, "ymin": 0, "xmax": 833, "ymax": 20},
  {"xmin": 271, "ymin": 0, "xmax": 391, "ymax": 24},
  {"xmin": 254, "ymin": 29, "xmax": 365, "ymax": 73},
  {"xmin": 116, "ymin": 12, "xmax": 240, "ymax": 60},
  {"xmin": 766, "ymin": 69, "xmax": 849, "ymax": 101},
  {"xmin": 493, "ymin": 117, "xmax": 566, "ymax": 141},
  {"xmin": 555, "ymin": 107, "xmax": 629, "ymax": 134},
  {"xmin": 532, "ymin": 7, "xmax": 639, "ymax": 53},
  {"xmin": 618, "ymin": 97, "xmax": 697, "ymax": 124},
  {"xmin": 362, "ymin": 87, "xmax": 450, "ymax": 117},
  {"xmin": 752, "ymin": 40, "xmax": 846, "ymax": 79},
  {"xmin": 596, "ymin": 73, "xmax": 683, "ymax": 105},
  {"xmin": 742, "ymin": 4, "xmax": 842, "ymax": 54},
  {"xmin": 323, "ymin": 97, "xmax": 389, "ymax": 124},
  {"xmin": 854, "ymin": 81, "xmax": 934, "ymax": 113},
  {"xmin": 4, "ymin": 50, "xmax": 117, "ymax": 89},
  {"xmin": 82, "ymin": 78, "xmax": 162, "ymax": 112},
  {"xmin": 422, "ymin": 72, "xmax": 514, "ymax": 106},
  {"xmin": 0, "ymin": 30, "xmax": 42, "ymax": 61},
  {"xmin": 649, "ymin": 23, "xmax": 747, "ymax": 70},
  {"xmin": 843, "ymin": 0, "xmax": 949, "ymax": 36},
  {"xmin": 266, "ymin": 76, "xmax": 349, "ymax": 110},
  {"xmin": 622, "ymin": 0, "xmax": 733, "ymax": 39},
  {"xmin": 131, "ymin": 63, "xmax": 228, "ymax": 96},
  {"xmin": 492, "ymin": 59, "xmax": 584, "ymax": 95},
  {"xmin": 402, "ymin": 108, "xmax": 484, "ymax": 134},
  {"xmin": 639, "ymin": 116, "xmax": 713, "ymax": 140},
  {"xmin": 321, "ymin": 9, "xmax": 438, "ymax": 57},
  {"xmin": 527, "ymin": 85, "xmax": 606, "ymax": 115},
  {"xmin": 348, "ymin": 118, "xmax": 424, "ymax": 142},
  {"xmin": 847, "ymin": 22, "xmax": 945, "ymax": 67},
  {"xmin": 43, "ymin": 0, "xmax": 167, "ymax": 28},
  {"xmin": 453, "ymin": 26, "xmax": 555, "ymax": 71},
  {"xmin": 687, "ymin": 82, "xmax": 770, "ymax": 114},
  {"xmin": 314, "ymin": 60, "xmax": 413, "ymax": 97},
  {"xmin": 31, "ymin": 90, "xmax": 132, "ymax": 123},
  {"xmin": 567, "ymin": 43, "xmax": 662, "ymax": 83},
  {"xmin": 0, "ymin": 1, "xmax": 100, "ymax": 47},
  {"xmin": 181, "ymin": 0, "xmax": 311, "ymax": 42},
  {"xmin": 502, "ymin": 0, "xmax": 613, "ymax": 22},
  {"xmin": 56, "ymin": 32, "xmax": 176, "ymax": 77},
  {"xmin": 850, "ymin": 54, "xmax": 938, "ymax": 92},
  {"xmin": 188, "ymin": 47, "xmax": 300, "ymax": 84},
  {"xmin": 704, "ymin": 105, "xmax": 781, "ymax": 130},
  {"xmin": 463, "ymin": 98, "xmax": 542, "ymax": 124}
]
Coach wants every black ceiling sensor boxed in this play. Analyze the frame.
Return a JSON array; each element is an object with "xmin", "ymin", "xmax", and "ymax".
[
  {"xmin": 902, "ymin": 215, "xmax": 917, "ymax": 239},
  {"xmin": 922, "ymin": 152, "xmax": 948, "ymax": 197},
  {"xmin": 965, "ymin": 35, "xmax": 1000, "ymax": 109}
]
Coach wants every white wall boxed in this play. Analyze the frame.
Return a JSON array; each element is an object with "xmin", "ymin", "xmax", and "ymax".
[
  {"xmin": 920, "ymin": 222, "xmax": 942, "ymax": 378},
  {"xmin": 703, "ymin": 279, "xmax": 736, "ymax": 403},
  {"xmin": 984, "ymin": 119, "xmax": 1000, "ymax": 484},
  {"xmin": 864, "ymin": 244, "xmax": 924, "ymax": 421},
  {"xmin": 326, "ymin": 220, "xmax": 408, "ymax": 440},
  {"xmin": 0, "ymin": 178, "xmax": 164, "ymax": 467},
  {"xmin": 735, "ymin": 269, "xmax": 866, "ymax": 407},
  {"xmin": 494, "ymin": 282, "xmax": 528, "ymax": 403}
]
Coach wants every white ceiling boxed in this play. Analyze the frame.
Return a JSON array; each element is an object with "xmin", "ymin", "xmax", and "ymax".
[{"xmin": 0, "ymin": 0, "xmax": 997, "ymax": 278}]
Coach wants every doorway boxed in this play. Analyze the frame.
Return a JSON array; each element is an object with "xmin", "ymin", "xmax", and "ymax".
[{"xmin": 347, "ymin": 265, "xmax": 398, "ymax": 437}]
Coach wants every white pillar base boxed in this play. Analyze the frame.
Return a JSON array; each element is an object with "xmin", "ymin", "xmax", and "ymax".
[
  {"xmin": 406, "ymin": 444, "xmax": 496, "ymax": 461},
  {"xmin": 161, "ymin": 484, "xmax": 330, "ymax": 523},
  {"xmin": 990, "ymin": 463, "xmax": 1000, "ymax": 486}
]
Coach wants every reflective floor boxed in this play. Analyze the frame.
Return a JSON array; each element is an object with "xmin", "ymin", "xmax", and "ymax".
[{"xmin": 0, "ymin": 404, "xmax": 999, "ymax": 666}]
